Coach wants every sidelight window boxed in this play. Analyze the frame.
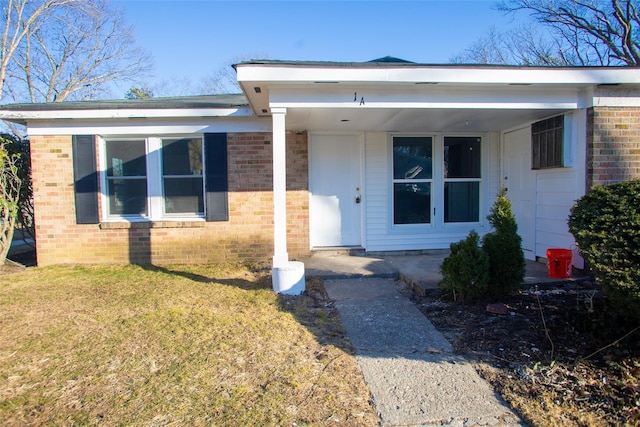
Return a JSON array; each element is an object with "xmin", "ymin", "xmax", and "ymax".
[
  {"xmin": 392, "ymin": 136, "xmax": 433, "ymax": 224},
  {"xmin": 444, "ymin": 136, "xmax": 481, "ymax": 223}
]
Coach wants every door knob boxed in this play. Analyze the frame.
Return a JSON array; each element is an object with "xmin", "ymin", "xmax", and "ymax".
[{"xmin": 355, "ymin": 194, "xmax": 361, "ymax": 204}]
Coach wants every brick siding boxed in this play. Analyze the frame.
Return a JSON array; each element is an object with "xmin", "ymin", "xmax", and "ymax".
[
  {"xmin": 587, "ymin": 107, "xmax": 640, "ymax": 189},
  {"xmin": 31, "ymin": 132, "xmax": 309, "ymax": 266}
]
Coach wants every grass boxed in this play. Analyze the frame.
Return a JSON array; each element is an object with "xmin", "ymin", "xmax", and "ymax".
[{"xmin": 0, "ymin": 263, "xmax": 377, "ymax": 426}]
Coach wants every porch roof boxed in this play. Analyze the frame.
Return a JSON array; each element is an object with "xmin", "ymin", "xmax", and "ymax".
[
  {"xmin": 235, "ymin": 59, "xmax": 640, "ymax": 133},
  {"xmin": 0, "ymin": 94, "xmax": 251, "ymax": 125}
]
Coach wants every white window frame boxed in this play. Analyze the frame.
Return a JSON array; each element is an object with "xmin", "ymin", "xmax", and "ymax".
[
  {"xmin": 99, "ymin": 135, "xmax": 206, "ymax": 222},
  {"xmin": 390, "ymin": 134, "xmax": 435, "ymax": 230},
  {"xmin": 442, "ymin": 135, "xmax": 483, "ymax": 226},
  {"xmin": 389, "ymin": 133, "xmax": 484, "ymax": 233}
]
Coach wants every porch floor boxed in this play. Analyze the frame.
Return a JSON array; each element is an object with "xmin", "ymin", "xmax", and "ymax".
[{"xmin": 301, "ymin": 250, "xmax": 590, "ymax": 297}]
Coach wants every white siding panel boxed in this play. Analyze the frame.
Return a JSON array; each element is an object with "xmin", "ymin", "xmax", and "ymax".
[
  {"xmin": 537, "ymin": 204, "xmax": 573, "ymax": 220},
  {"xmin": 537, "ymin": 171, "xmax": 577, "ymax": 192},
  {"xmin": 538, "ymin": 192, "xmax": 579, "ymax": 207},
  {"xmin": 536, "ymin": 231, "xmax": 575, "ymax": 253},
  {"xmin": 536, "ymin": 218, "xmax": 570, "ymax": 234},
  {"xmin": 534, "ymin": 165, "xmax": 579, "ymax": 258},
  {"xmin": 486, "ymin": 132, "xmax": 501, "ymax": 204},
  {"xmin": 364, "ymin": 132, "xmax": 390, "ymax": 251}
]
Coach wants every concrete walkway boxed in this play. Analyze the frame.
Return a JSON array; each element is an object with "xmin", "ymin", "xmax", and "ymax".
[
  {"xmin": 324, "ymin": 277, "xmax": 523, "ymax": 426},
  {"xmin": 302, "ymin": 251, "xmax": 587, "ymax": 426}
]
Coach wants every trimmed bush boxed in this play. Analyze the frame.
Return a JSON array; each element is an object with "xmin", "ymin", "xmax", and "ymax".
[
  {"xmin": 568, "ymin": 180, "xmax": 640, "ymax": 320},
  {"xmin": 482, "ymin": 189, "xmax": 526, "ymax": 297},
  {"xmin": 439, "ymin": 230, "xmax": 489, "ymax": 302}
]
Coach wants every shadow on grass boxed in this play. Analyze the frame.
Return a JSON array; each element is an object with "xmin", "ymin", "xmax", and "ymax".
[
  {"xmin": 137, "ymin": 263, "xmax": 273, "ymax": 291},
  {"xmin": 276, "ymin": 277, "xmax": 357, "ymax": 354},
  {"xmin": 137, "ymin": 263, "xmax": 357, "ymax": 355}
]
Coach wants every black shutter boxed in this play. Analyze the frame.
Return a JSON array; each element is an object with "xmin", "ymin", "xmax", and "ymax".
[
  {"xmin": 72, "ymin": 135, "xmax": 99, "ymax": 224},
  {"xmin": 204, "ymin": 133, "xmax": 229, "ymax": 221}
]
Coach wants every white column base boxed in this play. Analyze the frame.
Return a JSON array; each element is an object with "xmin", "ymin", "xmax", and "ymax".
[{"xmin": 272, "ymin": 261, "xmax": 305, "ymax": 295}]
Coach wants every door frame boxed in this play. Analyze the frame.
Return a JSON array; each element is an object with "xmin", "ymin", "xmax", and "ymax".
[{"xmin": 308, "ymin": 132, "xmax": 365, "ymax": 249}]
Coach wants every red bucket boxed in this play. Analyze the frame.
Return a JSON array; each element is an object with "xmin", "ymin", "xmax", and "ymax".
[{"xmin": 546, "ymin": 248, "xmax": 572, "ymax": 279}]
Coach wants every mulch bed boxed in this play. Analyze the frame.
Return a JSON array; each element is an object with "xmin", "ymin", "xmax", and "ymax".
[{"xmin": 411, "ymin": 281, "xmax": 640, "ymax": 426}]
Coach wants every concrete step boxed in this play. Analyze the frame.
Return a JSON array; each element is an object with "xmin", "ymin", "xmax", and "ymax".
[{"xmin": 310, "ymin": 247, "xmax": 366, "ymax": 257}]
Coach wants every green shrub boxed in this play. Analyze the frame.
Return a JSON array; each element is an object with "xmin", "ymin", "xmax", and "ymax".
[
  {"xmin": 568, "ymin": 180, "xmax": 640, "ymax": 320},
  {"xmin": 439, "ymin": 230, "xmax": 489, "ymax": 302},
  {"xmin": 482, "ymin": 189, "xmax": 526, "ymax": 297}
]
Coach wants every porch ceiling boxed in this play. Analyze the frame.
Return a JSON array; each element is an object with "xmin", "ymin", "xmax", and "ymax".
[
  {"xmin": 283, "ymin": 106, "xmax": 568, "ymax": 133},
  {"xmin": 247, "ymin": 81, "xmax": 584, "ymax": 133}
]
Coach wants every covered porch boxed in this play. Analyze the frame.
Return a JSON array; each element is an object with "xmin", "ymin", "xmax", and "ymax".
[{"xmin": 234, "ymin": 60, "xmax": 639, "ymax": 294}]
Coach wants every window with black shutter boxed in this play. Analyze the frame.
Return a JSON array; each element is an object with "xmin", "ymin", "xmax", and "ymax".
[{"xmin": 72, "ymin": 133, "xmax": 228, "ymax": 223}]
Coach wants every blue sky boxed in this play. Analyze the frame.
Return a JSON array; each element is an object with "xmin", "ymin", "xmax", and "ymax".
[{"xmin": 116, "ymin": 0, "xmax": 514, "ymax": 91}]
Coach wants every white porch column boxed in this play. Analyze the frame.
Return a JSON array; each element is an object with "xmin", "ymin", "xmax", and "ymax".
[
  {"xmin": 271, "ymin": 107, "xmax": 289, "ymax": 267},
  {"xmin": 270, "ymin": 107, "xmax": 305, "ymax": 295}
]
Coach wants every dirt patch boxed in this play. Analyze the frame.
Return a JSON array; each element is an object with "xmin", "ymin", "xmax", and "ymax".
[{"xmin": 411, "ymin": 281, "xmax": 640, "ymax": 426}]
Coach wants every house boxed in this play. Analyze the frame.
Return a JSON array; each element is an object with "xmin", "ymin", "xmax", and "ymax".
[{"xmin": 1, "ymin": 58, "xmax": 640, "ymax": 294}]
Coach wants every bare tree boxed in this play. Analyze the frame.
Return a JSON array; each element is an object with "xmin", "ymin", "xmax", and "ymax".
[
  {"xmin": 150, "ymin": 75, "xmax": 202, "ymax": 98},
  {"xmin": 1, "ymin": 0, "xmax": 70, "ymax": 102},
  {"xmin": 150, "ymin": 54, "xmax": 268, "ymax": 97},
  {"xmin": 496, "ymin": 0, "xmax": 640, "ymax": 66},
  {"xmin": 125, "ymin": 86, "xmax": 153, "ymax": 99},
  {"xmin": 198, "ymin": 56, "xmax": 246, "ymax": 94},
  {"xmin": 0, "ymin": 135, "xmax": 23, "ymax": 263},
  {"xmin": 1, "ymin": 0, "xmax": 152, "ymax": 257},
  {"xmin": 1, "ymin": 0, "xmax": 152, "ymax": 106},
  {"xmin": 199, "ymin": 54, "xmax": 269, "ymax": 94},
  {"xmin": 451, "ymin": 24, "xmax": 572, "ymax": 65}
]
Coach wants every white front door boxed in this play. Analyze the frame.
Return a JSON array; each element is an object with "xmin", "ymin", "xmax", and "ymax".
[
  {"xmin": 503, "ymin": 127, "xmax": 536, "ymax": 260},
  {"xmin": 309, "ymin": 134, "xmax": 362, "ymax": 247}
]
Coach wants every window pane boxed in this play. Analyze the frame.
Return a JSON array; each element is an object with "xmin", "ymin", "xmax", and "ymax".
[
  {"xmin": 531, "ymin": 115, "xmax": 563, "ymax": 169},
  {"xmin": 106, "ymin": 140, "xmax": 146, "ymax": 177},
  {"xmin": 393, "ymin": 137, "xmax": 432, "ymax": 180},
  {"xmin": 162, "ymin": 138, "xmax": 203, "ymax": 176},
  {"xmin": 444, "ymin": 182, "xmax": 479, "ymax": 223},
  {"xmin": 108, "ymin": 178, "xmax": 148, "ymax": 215},
  {"xmin": 394, "ymin": 183, "xmax": 431, "ymax": 224},
  {"xmin": 554, "ymin": 127, "xmax": 563, "ymax": 166},
  {"xmin": 532, "ymin": 133, "xmax": 540, "ymax": 169},
  {"xmin": 164, "ymin": 178, "xmax": 204, "ymax": 214},
  {"xmin": 444, "ymin": 137, "xmax": 481, "ymax": 178},
  {"xmin": 540, "ymin": 131, "xmax": 548, "ymax": 166}
]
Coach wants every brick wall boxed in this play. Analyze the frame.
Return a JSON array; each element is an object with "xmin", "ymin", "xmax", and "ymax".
[
  {"xmin": 31, "ymin": 132, "xmax": 309, "ymax": 266},
  {"xmin": 587, "ymin": 107, "xmax": 640, "ymax": 189}
]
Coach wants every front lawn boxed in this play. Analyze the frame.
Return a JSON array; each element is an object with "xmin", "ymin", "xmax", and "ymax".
[{"xmin": 0, "ymin": 263, "xmax": 377, "ymax": 426}]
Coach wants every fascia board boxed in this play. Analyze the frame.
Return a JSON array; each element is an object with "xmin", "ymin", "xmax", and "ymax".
[
  {"xmin": 269, "ymin": 101, "xmax": 579, "ymax": 110},
  {"xmin": 0, "ymin": 106, "xmax": 254, "ymax": 122},
  {"xmin": 23, "ymin": 117, "xmax": 271, "ymax": 136},
  {"xmin": 236, "ymin": 64, "xmax": 640, "ymax": 85}
]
